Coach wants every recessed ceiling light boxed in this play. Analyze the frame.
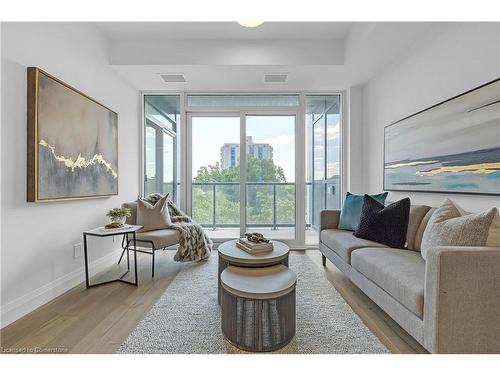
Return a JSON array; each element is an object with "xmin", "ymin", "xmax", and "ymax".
[{"xmin": 237, "ymin": 21, "xmax": 264, "ymax": 28}]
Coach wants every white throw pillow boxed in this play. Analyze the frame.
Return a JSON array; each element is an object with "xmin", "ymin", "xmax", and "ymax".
[
  {"xmin": 454, "ymin": 201, "xmax": 500, "ymax": 247},
  {"xmin": 421, "ymin": 199, "xmax": 498, "ymax": 260},
  {"xmin": 136, "ymin": 194, "xmax": 172, "ymax": 232}
]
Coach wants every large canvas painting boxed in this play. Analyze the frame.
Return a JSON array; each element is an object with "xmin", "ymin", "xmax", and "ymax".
[
  {"xmin": 27, "ymin": 68, "xmax": 118, "ymax": 202},
  {"xmin": 384, "ymin": 79, "xmax": 500, "ymax": 195}
]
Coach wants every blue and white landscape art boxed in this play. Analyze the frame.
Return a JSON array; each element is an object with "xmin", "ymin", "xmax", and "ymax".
[{"xmin": 384, "ymin": 79, "xmax": 500, "ymax": 195}]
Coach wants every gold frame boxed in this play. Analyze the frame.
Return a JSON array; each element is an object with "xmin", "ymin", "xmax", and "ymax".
[{"xmin": 27, "ymin": 67, "xmax": 119, "ymax": 202}]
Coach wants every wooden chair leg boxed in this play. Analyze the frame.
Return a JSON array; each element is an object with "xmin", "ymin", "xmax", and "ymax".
[{"xmin": 321, "ymin": 254, "xmax": 326, "ymax": 266}]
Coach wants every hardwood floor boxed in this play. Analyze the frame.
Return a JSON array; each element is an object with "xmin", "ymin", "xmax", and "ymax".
[{"xmin": 0, "ymin": 249, "xmax": 426, "ymax": 354}]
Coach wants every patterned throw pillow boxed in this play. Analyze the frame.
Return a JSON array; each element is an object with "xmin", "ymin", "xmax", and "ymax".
[
  {"xmin": 136, "ymin": 194, "xmax": 172, "ymax": 232},
  {"xmin": 338, "ymin": 192, "xmax": 388, "ymax": 231},
  {"xmin": 353, "ymin": 195, "xmax": 411, "ymax": 248},
  {"xmin": 420, "ymin": 199, "xmax": 498, "ymax": 261}
]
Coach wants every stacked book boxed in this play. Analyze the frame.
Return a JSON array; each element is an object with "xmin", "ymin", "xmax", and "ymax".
[{"xmin": 236, "ymin": 238, "xmax": 273, "ymax": 254}]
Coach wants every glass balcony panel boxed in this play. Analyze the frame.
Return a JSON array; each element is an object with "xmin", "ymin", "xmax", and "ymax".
[
  {"xmin": 312, "ymin": 182, "xmax": 325, "ymax": 229},
  {"xmin": 215, "ymin": 183, "xmax": 240, "ymax": 225},
  {"xmin": 246, "ymin": 184, "xmax": 274, "ymax": 226},
  {"xmin": 276, "ymin": 184, "xmax": 295, "ymax": 225},
  {"xmin": 326, "ymin": 180, "xmax": 340, "ymax": 210},
  {"xmin": 191, "ymin": 183, "xmax": 214, "ymax": 226}
]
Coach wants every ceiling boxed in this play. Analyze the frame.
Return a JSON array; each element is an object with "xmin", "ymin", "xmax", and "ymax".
[
  {"xmin": 96, "ymin": 22, "xmax": 353, "ymax": 41},
  {"xmin": 94, "ymin": 22, "xmax": 453, "ymax": 91}
]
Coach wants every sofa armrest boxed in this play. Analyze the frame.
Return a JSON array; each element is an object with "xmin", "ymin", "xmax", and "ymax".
[
  {"xmin": 424, "ymin": 246, "xmax": 500, "ymax": 353},
  {"xmin": 319, "ymin": 209, "xmax": 341, "ymax": 232}
]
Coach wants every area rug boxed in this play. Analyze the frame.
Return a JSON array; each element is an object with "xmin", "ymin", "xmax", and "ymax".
[{"xmin": 118, "ymin": 251, "xmax": 389, "ymax": 354}]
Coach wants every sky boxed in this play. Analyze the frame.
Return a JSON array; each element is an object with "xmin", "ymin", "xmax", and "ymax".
[{"xmin": 192, "ymin": 116, "xmax": 296, "ymax": 181}]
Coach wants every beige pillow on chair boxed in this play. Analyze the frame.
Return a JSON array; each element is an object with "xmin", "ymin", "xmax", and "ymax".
[{"xmin": 136, "ymin": 194, "xmax": 172, "ymax": 232}]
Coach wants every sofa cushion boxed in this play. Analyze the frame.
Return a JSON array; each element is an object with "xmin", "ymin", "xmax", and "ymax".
[
  {"xmin": 134, "ymin": 229, "xmax": 180, "ymax": 249},
  {"xmin": 320, "ymin": 229, "xmax": 387, "ymax": 264},
  {"xmin": 414, "ymin": 207, "xmax": 436, "ymax": 251},
  {"xmin": 351, "ymin": 247, "xmax": 425, "ymax": 318},
  {"xmin": 406, "ymin": 205, "xmax": 431, "ymax": 250}
]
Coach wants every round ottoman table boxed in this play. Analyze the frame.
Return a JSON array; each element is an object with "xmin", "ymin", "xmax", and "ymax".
[
  {"xmin": 220, "ymin": 264, "xmax": 297, "ymax": 352},
  {"xmin": 217, "ymin": 239, "xmax": 290, "ymax": 304}
]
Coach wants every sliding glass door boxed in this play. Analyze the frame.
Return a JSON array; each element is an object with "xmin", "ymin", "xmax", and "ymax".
[
  {"xmin": 190, "ymin": 115, "xmax": 241, "ymax": 239},
  {"xmin": 188, "ymin": 113, "xmax": 297, "ymax": 243},
  {"xmin": 245, "ymin": 115, "xmax": 296, "ymax": 240}
]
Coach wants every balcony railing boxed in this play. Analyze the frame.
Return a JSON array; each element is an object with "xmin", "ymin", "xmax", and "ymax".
[
  {"xmin": 191, "ymin": 180, "xmax": 340, "ymax": 230},
  {"xmin": 192, "ymin": 182, "xmax": 295, "ymax": 230},
  {"xmin": 145, "ymin": 178, "xmax": 340, "ymax": 232}
]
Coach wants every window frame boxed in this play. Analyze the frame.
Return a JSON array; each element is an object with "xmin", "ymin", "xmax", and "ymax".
[{"xmin": 139, "ymin": 91, "xmax": 345, "ymax": 248}]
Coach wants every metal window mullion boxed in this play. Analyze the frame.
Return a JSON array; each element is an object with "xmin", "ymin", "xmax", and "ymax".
[
  {"xmin": 157, "ymin": 126, "xmax": 164, "ymax": 194},
  {"xmin": 139, "ymin": 93, "xmax": 145, "ymax": 197},
  {"xmin": 179, "ymin": 92, "xmax": 186, "ymax": 210},
  {"xmin": 184, "ymin": 110, "xmax": 192, "ymax": 216},
  {"xmin": 295, "ymin": 106, "xmax": 306, "ymax": 247},
  {"xmin": 323, "ymin": 113, "xmax": 328, "ymax": 209},
  {"xmin": 240, "ymin": 112, "xmax": 247, "ymax": 238}
]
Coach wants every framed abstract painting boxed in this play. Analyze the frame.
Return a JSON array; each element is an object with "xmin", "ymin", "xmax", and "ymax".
[
  {"xmin": 27, "ymin": 67, "xmax": 118, "ymax": 202},
  {"xmin": 384, "ymin": 78, "xmax": 500, "ymax": 196}
]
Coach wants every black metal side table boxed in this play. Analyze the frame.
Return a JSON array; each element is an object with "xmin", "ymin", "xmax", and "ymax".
[{"xmin": 83, "ymin": 225, "xmax": 143, "ymax": 288}]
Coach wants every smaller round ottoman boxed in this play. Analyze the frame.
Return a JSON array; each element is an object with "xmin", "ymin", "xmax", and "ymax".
[{"xmin": 220, "ymin": 264, "xmax": 297, "ymax": 352}]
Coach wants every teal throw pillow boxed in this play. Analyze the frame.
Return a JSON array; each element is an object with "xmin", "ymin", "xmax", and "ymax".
[{"xmin": 338, "ymin": 192, "xmax": 388, "ymax": 231}]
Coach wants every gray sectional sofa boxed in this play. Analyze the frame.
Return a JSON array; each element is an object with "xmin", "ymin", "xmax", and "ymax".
[{"xmin": 319, "ymin": 205, "xmax": 500, "ymax": 353}]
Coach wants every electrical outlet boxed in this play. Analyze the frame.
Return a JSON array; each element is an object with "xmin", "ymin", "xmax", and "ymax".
[{"xmin": 73, "ymin": 243, "xmax": 82, "ymax": 258}]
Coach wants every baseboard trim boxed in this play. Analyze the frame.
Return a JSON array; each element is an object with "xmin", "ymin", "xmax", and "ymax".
[{"xmin": 0, "ymin": 249, "xmax": 122, "ymax": 329}]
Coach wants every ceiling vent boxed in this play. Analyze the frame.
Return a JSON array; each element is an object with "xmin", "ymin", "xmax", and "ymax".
[
  {"xmin": 264, "ymin": 73, "xmax": 288, "ymax": 83},
  {"xmin": 159, "ymin": 73, "xmax": 186, "ymax": 83}
]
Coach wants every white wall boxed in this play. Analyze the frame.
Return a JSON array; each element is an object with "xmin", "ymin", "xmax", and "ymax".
[
  {"xmin": 361, "ymin": 22, "xmax": 500, "ymax": 212},
  {"xmin": 344, "ymin": 86, "xmax": 364, "ymax": 193},
  {"xmin": 0, "ymin": 23, "xmax": 139, "ymax": 327}
]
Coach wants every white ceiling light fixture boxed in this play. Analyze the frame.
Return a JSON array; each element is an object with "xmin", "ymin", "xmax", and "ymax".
[{"xmin": 237, "ymin": 21, "xmax": 264, "ymax": 28}]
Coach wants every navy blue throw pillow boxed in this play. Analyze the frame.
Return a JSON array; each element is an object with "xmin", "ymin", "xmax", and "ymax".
[{"xmin": 353, "ymin": 195, "xmax": 411, "ymax": 248}]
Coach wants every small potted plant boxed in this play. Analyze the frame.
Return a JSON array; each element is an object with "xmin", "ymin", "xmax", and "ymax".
[{"xmin": 106, "ymin": 207, "xmax": 132, "ymax": 227}]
